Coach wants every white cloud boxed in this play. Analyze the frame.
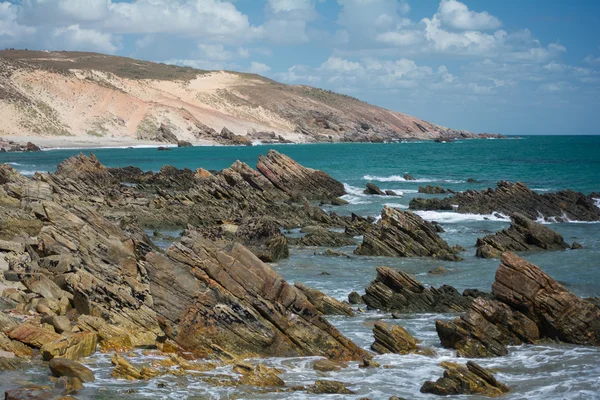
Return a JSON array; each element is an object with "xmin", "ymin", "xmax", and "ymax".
[
  {"xmin": 375, "ymin": 30, "xmax": 421, "ymax": 46},
  {"xmin": 437, "ymin": 0, "xmax": 501, "ymax": 31},
  {"xmin": 584, "ymin": 55, "xmax": 600, "ymax": 65},
  {"xmin": 249, "ymin": 61, "xmax": 271, "ymax": 74},
  {"xmin": 319, "ymin": 56, "xmax": 362, "ymax": 73},
  {"xmin": 52, "ymin": 24, "xmax": 119, "ymax": 53}
]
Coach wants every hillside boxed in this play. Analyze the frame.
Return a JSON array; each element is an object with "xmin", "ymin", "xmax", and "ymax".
[{"xmin": 0, "ymin": 50, "xmax": 476, "ymax": 147}]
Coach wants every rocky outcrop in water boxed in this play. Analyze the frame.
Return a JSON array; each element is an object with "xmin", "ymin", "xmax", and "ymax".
[
  {"xmin": 436, "ymin": 253, "xmax": 600, "ymax": 357},
  {"xmin": 420, "ymin": 361, "xmax": 509, "ymax": 397},
  {"xmin": 476, "ymin": 213, "xmax": 570, "ymax": 258},
  {"xmin": 146, "ymin": 233, "xmax": 367, "ymax": 360},
  {"xmin": 418, "ymin": 185, "xmax": 453, "ymax": 194},
  {"xmin": 362, "ymin": 266, "xmax": 484, "ymax": 313},
  {"xmin": 355, "ymin": 207, "xmax": 462, "ymax": 261},
  {"xmin": 409, "ymin": 181, "xmax": 600, "ymax": 222},
  {"xmin": 256, "ymin": 150, "xmax": 345, "ymax": 200},
  {"xmin": 371, "ymin": 321, "xmax": 429, "ymax": 355}
]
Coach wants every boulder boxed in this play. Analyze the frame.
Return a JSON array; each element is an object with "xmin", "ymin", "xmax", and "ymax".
[
  {"xmin": 420, "ymin": 361, "xmax": 509, "ymax": 397},
  {"xmin": 364, "ymin": 183, "xmax": 385, "ymax": 195},
  {"xmin": 313, "ymin": 358, "xmax": 347, "ymax": 372},
  {"xmin": 49, "ymin": 358, "xmax": 95, "ymax": 383},
  {"xmin": 348, "ymin": 292, "xmax": 363, "ymax": 304},
  {"xmin": 403, "ymin": 174, "xmax": 415, "ymax": 181},
  {"xmin": 418, "ymin": 185, "xmax": 451, "ymax": 194},
  {"xmin": 40, "ymin": 315, "xmax": 71, "ymax": 334},
  {"xmin": 55, "ymin": 153, "xmax": 114, "ymax": 188},
  {"xmin": 355, "ymin": 206, "xmax": 462, "ymax": 261},
  {"xmin": 25, "ymin": 142, "xmax": 41, "ymax": 152},
  {"xmin": 41, "ymin": 332, "xmax": 98, "ymax": 361},
  {"xmin": 0, "ymin": 240, "xmax": 25, "ymax": 253},
  {"xmin": 256, "ymin": 150, "xmax": 345, "ymax": 200},
  {"xmin": 476, "ymin": 213, "xmax": 569, "ymax": 258},
  {"xmin": 362, "ymin": 266, "xmax": 481, "ymax": 313},
  {"xmin": 177, "ymin": 140, "xmax": 193, "ymax": 148},
  {"xmin": 409, "ymin": 181, "xmax": 600, "ymax": 222},
  {"xmin": 8, "ymin": 323, "xmax": 62, "ymax": 348},
  {"xmin": 308, "ymin": 380, "xmax": 354, "ymax": 394}
]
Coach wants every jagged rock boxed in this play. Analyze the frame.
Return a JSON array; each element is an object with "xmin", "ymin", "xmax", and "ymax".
[
  {"xmin": 49, "ymin": 358, "xmax": 95, "ymax": 383},
  {"xmin": 364, "ymin": 183, "xmax": 385, "ymax": 195},
  {"xmin": 355, "ymin": 207, "xmax": 462, "ymax": 261},
  {"xmin": 331, "ymin": 197, "xmax": 349, "ymax": 206},
  {"xmin": 308, "ymin": 380, "xmax": 355, "ymax": 394},
  {"xmin": 256, "ymin": 150, "xmax": 345, "ymax": 200},
  {"xmin": 371, "ymin": 321, "xmax": 420, "ymax": 354},
  {"xmin": 289, "ymin": 230, "xmax": 356, "ymax": 247},
  {"xmin": 476, "ymin": 213, "xmax": 569, "ymax": 258},
  {"xmin": 410, "ymin": 181, "xmax": 600, "ymax": 222},
  {"xmin": 420, "ymin": 361, "xmax": 509, "ymax": 397},
  {"xmin": 403, "ymin": 174, "xmax": 415, "ymax": 181},
  {"xmin": 111, "ymin": 354, "xmax": 143, "ymax": 380},
  {"xmin": 493, "ymin": 252, "xmax": 600, "ymax": 346},
  {"xmin": 0, "ymin": 332, "xmax": 34, "ymax": 358},
  {"xmin": 294, "ymin": 282, "xmax": 354, "ymax": 316},
  {"xmin": 146, "ymin": 235, "xmax": 366, "ymax": 361},
  {"xmin": 385, "ymin": 190, "xmax": 399, "ymax": 196},
  {"xmin": 0, "ymin": 356, "xmax": 21, "ymax": 370},
  {"xmin": 418, "ymin": 185, "xmax": 452, "ymax": 194},
  {"xmin": 234, "ymin": 219, "xmax": 289, "ymax": 262},
  {"xmin": 571, "ymin": 242, "xmax": 583, "ymax": 249},
  {"xmin": 437, "ymin": 253, "xmax": 600, "ymax": 357},
  {"xmin": 0, "ymin": 311, "xmax": 19, "ymax": 333},
  {"xmin": 177, "ymin": 140, "xmax": 193, "ymax": 147},
  {"xmin": 25, "ymin": 142, "xmax": 41, "ymax": 152},
  {"xmin": 75, "ymin": 315, "xmax": 134, "ymax": 352},
  {"xmin": 55, "ymin": 153, "xmax": 114, "ymax": 188},
  {"xmin": 362, "ymin": 266, "xmax": 481, "ymax": 313},
  {"xmin": 0, "ymin": 240, "xmax": 25, "ymax": 253},
  {"xmin": 41, "ymin": 332, "xmax": 98, "ymax": 361},
  {"xmin": 233, "ymin": 363, "xmax": 285, "ymax": 387}
]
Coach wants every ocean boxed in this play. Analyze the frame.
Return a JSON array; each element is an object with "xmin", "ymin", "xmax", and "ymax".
[{"xmin": 1, "ymin": 135, "xmax": 599, "ymax": 399}]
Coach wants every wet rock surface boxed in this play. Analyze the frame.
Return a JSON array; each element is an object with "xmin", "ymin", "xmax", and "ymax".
[
  {"xmin": 476, "ymin": 213, "xmax": 570, "ymax": 258},
  {"xmin": 420, "ymin": 361, "xmax": 509, "ymax": 397},
  {"xmin": 436, "ymin": 253, "xmax": 600, "ymax": 357},
  {"xmin": 410, "ymin": 181, "xmax": 600, "ymax": 222},
  {"xmin": 362, "ymin": 266, "xmax": 484, "ymax": 313},
  {"xmin": 355, "ymin": 207, "xmax": 462, "ymax": 261}
]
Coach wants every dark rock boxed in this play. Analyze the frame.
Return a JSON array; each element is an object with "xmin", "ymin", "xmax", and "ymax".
[
  {"xmin": 428, "ymin": 266, "xmax": 448, "ymax": 275},
  {"xmin": 289, "ymin": 230, "xmax": 356, "ymax": 247},
  {"xmin": 294, "ymin": 282, "xmax": 354, "ymax": 316},
  {"xmin": 420, "ymin": 361, "xmax": 509, "ymax": 397},
  {"xmin": 348, "ymin": 292, "xmax": 363, "ymax": 304},
  {"xmin": 354, "ymin": 207, "xmax": 462, "ymax": 261},
  {"xmin": 467, "ymin": 178, "xmax": 479, "ymax": 183},
  {"xmin": 410, "ymin": 181, "xmax": 600, "ymax": 222},
  {"xmin": 177, "ymin": 140, "xmax": 193, "ymax": 148},
  {"xmin": 385, "ymin": 190, "xmax": 399, "ymax": 196},
  {"xmin": 25, "ymin": 142, "xmax": 41, "ymax": 152},
  {"xmin": 571, "ymin": 242, "xmax": 583, "ymax": 249},
  {"xmin": 371, "ymin": 321, "xmax": 420, "ymax": 354},
  {"xmin": 403, "ymin": 174, "xmax": 415, "ymax": 181},
  {"xmin": 49, "ymin": 358, "xmax": 95, "ymax": 383},
  {"xmin": 418, "ymin": 185, "xmax": 450, "ymax": 194},
  {"xmin": 362, "ymin": 266, "xmax": 478, "ymax": 313},
  {"xmin": 364, "ymin": 183, "xmax": 385, "ymax": 195},
  {"xmin": 157, "ymin": 146, "xmax": 171, "ymax": 151},
  {"xmin": 331, "ymin": 197, "xmax": 349, "ymax": 206},
  {"xmin": 475, "ymin": 213, "xmax": 570, "ymax": 258},
  {"xmin": 234, "ymin": 219, "xmax": 289, "ymax": 262},
  {"xmin": 308, "ymin": 380, "xmax": 354, "ymax": 394}
]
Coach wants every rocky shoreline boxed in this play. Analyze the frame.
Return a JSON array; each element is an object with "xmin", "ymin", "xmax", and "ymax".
[{"xmin": 0, "ymin": 150, "xmax": 598, "ymax": 399}]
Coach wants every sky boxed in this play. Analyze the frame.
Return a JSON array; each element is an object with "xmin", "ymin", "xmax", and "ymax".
[{"xmin": 1, "ymin": 0, "xmax": 599, "ymax": 135}]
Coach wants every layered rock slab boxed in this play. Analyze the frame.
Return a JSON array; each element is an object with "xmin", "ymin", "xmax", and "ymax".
[
  {"xmin": 420, "ymin": 361, "xmax": 509, "ymax": 397},
  {"xmin": 362, "ymin": 266, "xmax": 481, "ymax": 313},
  {"xmin": 355, "ymin": 206, "xmax": 461, "ymax": 261},
  {"xmin": 409, "ymin": 181, "xmax": 600, "ymax": 222},
  {"xmin": 145, "ymin": 233, "xmax": 367, "ymax": 360},
  {"xmin": 476, "ymin": 213, "xmax": 569, "ymax": 258},
  {"xmin": 436, "ymin": 253, "xmax": 600, "ymax": 357}
]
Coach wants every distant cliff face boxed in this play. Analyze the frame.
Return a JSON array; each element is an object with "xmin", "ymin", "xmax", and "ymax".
[{"xmin": 0, "ymin": 50, "xmax": 474, "ymax": 144}]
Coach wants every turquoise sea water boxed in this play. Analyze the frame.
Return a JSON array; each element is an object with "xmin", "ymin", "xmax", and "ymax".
[{"xmin": 1, "ymin": 135, "xmax": 599, "ymax": 399}]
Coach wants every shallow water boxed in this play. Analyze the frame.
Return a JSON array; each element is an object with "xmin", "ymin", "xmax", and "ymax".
[{"xmin": 1, "ymin": 136, "xmax": 599, "ymax": 399}]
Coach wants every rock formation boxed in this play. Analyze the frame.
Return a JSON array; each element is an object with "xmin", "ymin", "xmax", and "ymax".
[
  {"xmin": 476, "ymin": 213, "xmax": 570, "ymax": 258},
  {"xmin": 418, "ymin": 185, "xmax": 453, "ymax": 194},
  {"xmin": 355, "ymin": 206, "xmax": 462, "ymax": 261},
  {"xmin": 436, "ymin": 253, "xmax": 600, "ymax": 357},
  {"xmin": 410, "ymin": 181, "xmax": 600, "ymax": 222},
  {"xmin": 420, "ymin": 361, "xmax": 509, "ymax": 397},
  {"xmin": 362, "ymin": 266, "xmax": 483, "ymax": 313},
  {"xmin": 371, "ymin": 321, "xmax": 425, "ymax": 355}
]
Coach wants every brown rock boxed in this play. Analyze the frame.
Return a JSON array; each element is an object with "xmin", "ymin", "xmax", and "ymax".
[
  {"xmin": 308, "ymin": 380, "xmax": 355, "ymax": 394},
  {"xmin": 312, "ymin": 358, "xmax": 347, "ymax": 372},
  {"xmin": 355, "ymin": 207, "xmax": 462, "ymax": 261},
  {"xmin": 49, "ymin": 358, "xmax": 95, "ymax": 383},
  {"xmin": 476, "ymin": 213, "xmax": 569, "ymax": 258},
  {"xmin": 111, "ymin": 354, "xmax": 142, "ymax": 380},
  {"xmin": 256, "ymin": 150, "xmax": 345, "ymax": 200},
  {"xmin": 8, "ymin": 323, "xmax": 62, "ymax": 348},
  {"xmin": 41, "ymin": 332, "xmax": 98, "ymax": 361},
  {"xmin": 371, "ymin": 321, "xmax": 420, "ymax": 355},
  {"xmin": 40, "ymin": 316, "xmax": 71, "ymax": 334},
  {"xmin": 53, "ymin": 376, "xmax": 83, "ymax": 395},
  {"xmin": 420, "ymin": 361, "xmax": 509, "ymax": 397}
]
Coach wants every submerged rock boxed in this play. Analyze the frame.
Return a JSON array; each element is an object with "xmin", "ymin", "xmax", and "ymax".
[
  {"xmin": 362, "ymin": 267, "xmax": 481, "ymax": 313},
  {"xmin": 355, "ymin": 207, "xmax": 462, "ymax": 261},
  {"xmin": 418, "ymin": 185, "xmax": 452, "ymax": 194},
  {"xmin": 364, "ymin": 183, "xmax": 385, "ymax": 195},
  {"xmin": 476, "ymin": 213, "xmax": 569, "ymax": 258},
  {"xmin": 307, "ymin": 380, "xmax": 355, "ymax": 394},
  {"xmin": 409, "ymin": 181, "xmax": 600, "ymax": 222},
  {"xmin": 420, "ymin": 361, "xmax": 509, "ymax": 397},
  {"xmin": 436, "ymin": 253, "xmax": 600, "ymax": 357}
]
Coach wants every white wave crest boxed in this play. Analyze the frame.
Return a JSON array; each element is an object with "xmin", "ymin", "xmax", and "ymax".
[
  {"xmin": 363, "ymin": 174, "xmax": 464, "ymax": 183},
  {"xmin": 414, "ymin": 210, "xmax": 510, "ymax": 223}
]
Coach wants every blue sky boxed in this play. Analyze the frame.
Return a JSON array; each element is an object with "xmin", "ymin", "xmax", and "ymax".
[{"xmin": 1, "ymin": 0, "xmax": 599, "ymax": 135}]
